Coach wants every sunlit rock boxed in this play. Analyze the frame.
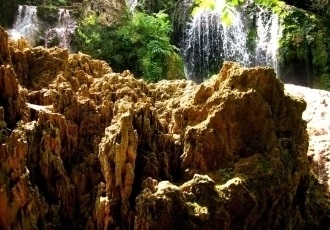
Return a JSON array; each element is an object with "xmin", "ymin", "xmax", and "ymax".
[{"xmin": 1, "ymin": 26, "xmax": 330, "ymax": 229}]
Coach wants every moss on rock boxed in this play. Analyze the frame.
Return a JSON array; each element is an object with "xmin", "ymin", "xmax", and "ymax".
[{"xmin": 278, "ymin": 5, "xmax": 330, "ymax": 90}]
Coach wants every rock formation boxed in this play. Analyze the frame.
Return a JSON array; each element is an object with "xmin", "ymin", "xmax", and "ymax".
[
  {"xmin": 285, "ymin": 85, "xmax": 330, "ymax": 190},
  {"xmin": 81, "ymin": 0, "xmax": 127, "ymax": 26},
  {"xmin": 0, "ymin": 26, "xmax": 330, "ymax": 229}
]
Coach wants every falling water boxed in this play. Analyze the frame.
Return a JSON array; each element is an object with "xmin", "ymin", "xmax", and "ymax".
[
  {"xmin": 180, "ymin": 3, "xmax": 281, "ymax": 82},
  {"xmin": 255, "ymin": 6, "xmax": 281, "ymax": 74},
  {"xmin": 8, "ymin": 5, "xmax": 40, "ymax": 46},
  {"xmin": 44, "ymin": 9, "xmax": 77, "ymax": 51},
  {"xmin": 127, "ymin": 0, "xmax": 138, "ymax": 12},
  {"xmin": 9, "ymin": 5, "xmax": 76, "ymax": 51}
]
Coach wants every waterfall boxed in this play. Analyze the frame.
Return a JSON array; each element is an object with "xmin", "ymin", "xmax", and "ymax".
[
  {"xmin": 180, "ymin": 2, "xmax": 281, "ymax": 82},
  {"xmin": 127, "ymin": 0, "xmax": 138, "ymax": 12},
  {"xmin": 255, "ymin": 6, "xmax": 281, "ymax": 74},
  {"xmin": 9, "ymin": 5, "xmax": 76, "ymax": 51},
  {"xmin": 8, "ymin": 5, "xmax": 40, "ymax": 46},
  {"xmin": 44, "ymin": 9, "xmax": 77, "ymax": 51}
]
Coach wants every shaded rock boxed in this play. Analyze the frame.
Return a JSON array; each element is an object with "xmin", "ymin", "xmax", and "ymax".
[
  {"xmin": 0, "ymin": 27, "xmax": 11, "ymax": 65},
  {"xmin": 0, "ymin": 28, "xmax": 28, "ymax": 130},
  {"xmin": 23, "ymin": 46, "xmax": 69, "ymax": 90}
]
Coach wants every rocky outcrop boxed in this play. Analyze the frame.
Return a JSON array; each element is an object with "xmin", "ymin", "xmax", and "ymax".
[
  {"xmin": 81, "ymin": 0, "xmax": 127, "ymax": 26},
  {"xmin": 1, "ymin": 26, "xmax": 330, "ymax": 229},
  {"xmin": 136, "ymin": 63, "xmax": 315, "ymax": 229},
  {"xmin": 285, "ymin": 85, "xmax": 330, "ymax": 191},
  {"xmin": 0, "ymin": 28, "xmax": 28, "ymax": 130}
]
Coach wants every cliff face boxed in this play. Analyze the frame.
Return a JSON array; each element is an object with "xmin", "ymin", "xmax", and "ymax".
[{"xmin": 0, "ymin": 26, "xmax": 329, "ymax": 229}]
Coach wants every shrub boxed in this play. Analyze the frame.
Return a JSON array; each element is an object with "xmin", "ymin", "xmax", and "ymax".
[{"xmin": 75, "ymin": 12, "xmax": 184, "ymax": 82}]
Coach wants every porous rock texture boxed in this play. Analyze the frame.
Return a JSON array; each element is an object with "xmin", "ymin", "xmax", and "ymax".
[
  {"xmin": 81, "ymin": 0, "xmax": 127, "ymax": 26},
  {"xmin": 0, "ymin": 26, "xmax": 330, "ymax": 229},
  {"xmin": 285, "ymin": 85, "xmax": 330, "ymax": 190}
]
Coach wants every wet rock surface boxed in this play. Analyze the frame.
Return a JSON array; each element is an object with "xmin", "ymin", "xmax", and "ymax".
[{"xmin": 1, "ymin": 26, "xmax": 330, "ymax": 229}]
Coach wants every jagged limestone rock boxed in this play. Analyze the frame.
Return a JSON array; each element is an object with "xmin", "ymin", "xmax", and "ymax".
[{"xmin": 0, "ymin": 26, "xmax": 330, "ymax": 229}]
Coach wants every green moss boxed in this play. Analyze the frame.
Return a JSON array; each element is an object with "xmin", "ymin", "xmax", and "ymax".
[
  {"xmin": 314, "ymin": 74, "xmax": 330, "ymax": 90},
  {"xmin": 278, "ymin": 6, "xmax": 330, "ymax": 89},
  {"xmin": 311, "ymin": 35, "xmax": 328, "ymax": 68},
  {"xmin": 165, "ymin": 51, "xmax": 185, "ymax": 80}
]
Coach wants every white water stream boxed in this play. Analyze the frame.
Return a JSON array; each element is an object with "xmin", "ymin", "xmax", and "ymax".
[
  {"xmin": 181, "ymin": 2, "xmax": 281, "ymax": 82},
  {"xmin": 127, "ymin": 0, "xmax": 138, "ymax": 12},
  {"xmin": 9, "ymin": 5, "xmax": 76, "ymax": 51},
  {"xmin": 9, "ymin": 3, "xmax": 281, "ymax": 82},
  {"xmin": 255, "ymin": 6, "xmax": 281, "ymax": 74},
  {"xmin": 44, "ymin": 8, "xmax": 77, "ymax": 51},
  {"xmin": 8, "ymin": 5, "xmax": 40, "ymax": 46}
]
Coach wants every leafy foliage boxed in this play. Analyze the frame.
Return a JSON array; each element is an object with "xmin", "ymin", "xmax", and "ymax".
[
  {"xmin": 75, "ymin": 12, "xmax": 184, "ymax": 82},
  {"xmin": 278, "ymin": 6, "xmax": 330, "ymax": 89}
]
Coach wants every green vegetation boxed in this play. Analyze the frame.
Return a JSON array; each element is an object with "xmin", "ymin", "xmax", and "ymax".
[
  {"xmin": 193, "ymin": 0, "xmax": 283, "ymax": 24},
  {"xmin": 193, "ymin": 0, "xmax": 330, "ymax": 90},
  {"xmin": 37, "ymin": 5, "xmax": 59, "ymax": 24},
  {"xmin": 35, "ymin": 0, "xmax": 70, "ymax": 24},
  {"xmin": 75, "ymin": 12, "xmax": 184, "ymax": 82},
  {"xmin": 137, "ymin": 0, "xmax": 180, "ymax": 14},
  {"xmin": 194, "ymin": 0, "xmax": 282, "ymax": 8},
  {"xmin": 278, "ymin": 6, "xmax": 330, "ymax": 90},
  {"xmin": 20, "ymin": 0, "xmax": 69, "ymax": 6},
  {"xmin": 0, "ymin": 0, "xmax": 71, "ymax": 27}
]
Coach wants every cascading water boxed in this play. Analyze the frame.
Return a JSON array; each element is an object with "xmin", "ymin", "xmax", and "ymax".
[
  {"xmin": 255, "ymin": 6, "xmax": 281, "ymax": 74},
  {"xmin": 180, "ymin": 2, "xmax": 281, "ymax": 82},
  {"xmin": 8, "ymin": 5, "xmax": 40, "ymax": 46},
  {"xmin": 9, "ymin": 5, "xmax": 76, "ymax": 51},
  {"xmin": 44, "ymin": 9, "xmax": 76, "ymax": 51},
  {"xmin": 127, "ymin": 0, "xmax": 138, "ymax": 12}
]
